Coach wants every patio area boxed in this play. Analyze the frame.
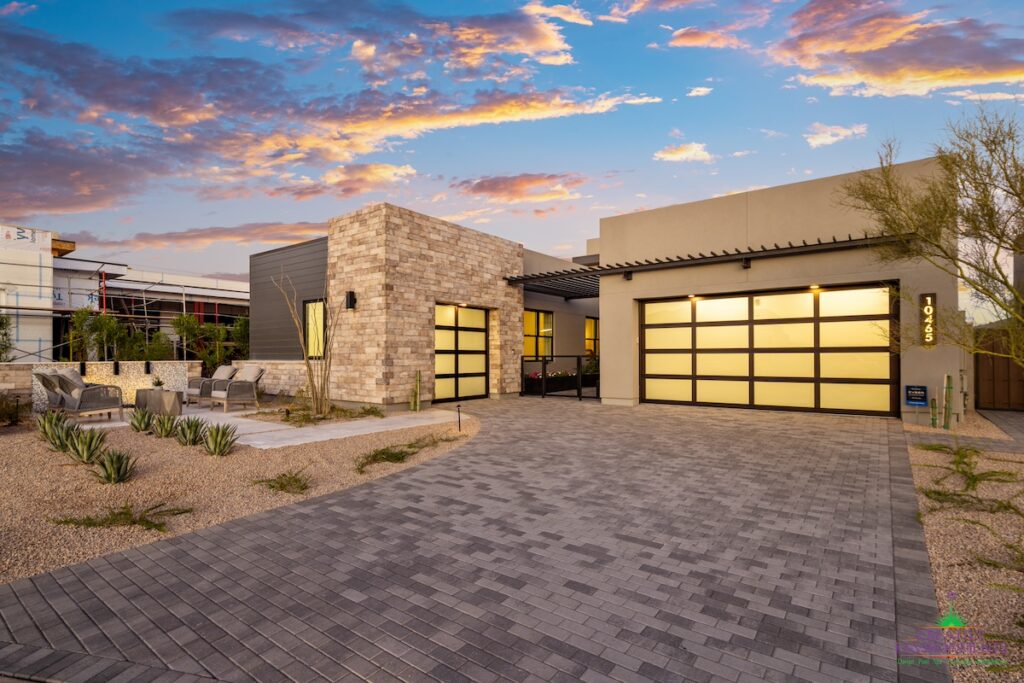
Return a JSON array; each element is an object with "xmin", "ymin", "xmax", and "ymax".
[{"xmin": 0, "ymin": 398, "xmax": 946, "ymax": 683}]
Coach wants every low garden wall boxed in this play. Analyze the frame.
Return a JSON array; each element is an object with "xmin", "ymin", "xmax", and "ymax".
[
  {"xmin": 232, "ymin": 359, "xmax": 316, "ymax": 398},
  {"xmin": 0, "ymin": 361, "xmax": 202, "ymax": 411}
]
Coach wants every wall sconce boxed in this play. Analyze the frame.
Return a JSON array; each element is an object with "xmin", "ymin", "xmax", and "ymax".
[
  {"xmin": 345, "ymin": 290, "xmax": 357, "ymax": 309},
  {"xmin": 113, "ymin": 360, "xmax": 120, "ymax": 376},
  {"xmin": 79, "ymin": 361, "xmax": 87, "ymax": 377},
  {"xmin": 144, "ymin": 360, "xmax": 152, "ymax": 374}
]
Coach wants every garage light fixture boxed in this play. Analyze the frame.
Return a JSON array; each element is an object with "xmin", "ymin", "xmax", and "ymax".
[{"xmin": 809, "ymin": 284, "xmax": 820, "ymax": 290}]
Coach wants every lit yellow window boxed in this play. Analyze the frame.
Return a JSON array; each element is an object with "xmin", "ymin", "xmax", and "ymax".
[
  {"xmin": 820, "ymin": 352, "xmax": 890, "ymax": 379},
  {"xmin": 459, "ymin": 354, "xmax": 487, "ymax": 374},
  {"xmin": 435, "ymin": 304, "xmax": 457, "ymax": 326},
  {"xmin": 645, "ymin": 353, "xmax": 691, "ymax": 375},
  {"xmin": 753, "ymin": 293, "xmax": 813, "ymax": 320},
  {"xmin": 434, "ymin": 378, "xmax": 455, "ymax": 400},
  {"xmin": 645, "ymin": 378, "xmax": 692, "ymax": 402},
  {"xmin": 524, "ymin": 309, "xmax": 553, "ymax": 358},
  {"xmin": 305, "ymin": 301, "xmax": 325, "ymax": 358},
  {"xmin": 645, "ymin": 301, "xmax": 691, "ymax": 324},
  {"xmin": 435, "ymin": 329, "xmax": 456, "ymax": 351},
  {"xmin": 458, "ymin": 330, "xmax": 487, "ymax": 352},
  {"xmin": 458, "ymin": 376, "xmax": 487, "ymax": 397},
  {"xmin": 819, "ymin": 287, "xmax": 890, "ymax": 317},
  {"xmin": 435, "ymin": 354, "xmax": 455, "ymax": 375},
  {"xmin": 696, "ymin": 297, "xmax": 748, "ymax": 322},
  {"xmin": 585, "ymin": 318, "xmax": 599, "ymax": 356},
  {"xmin": 459, "ymin": 307, "xmax": 486, "ymax": 329}
]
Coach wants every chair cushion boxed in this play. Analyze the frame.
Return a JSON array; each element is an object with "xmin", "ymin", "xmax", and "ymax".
[
  {"xmin": 212, "ymin": 365, "xmax": 236, "ymax": 380},
  {"xmin": 234, "ymin": 366, "xmax": 262, "ymax": 383},
  {"xmin": 186, "ymin": 387, "xmax": 201, "ymax": 396},
  {"xmin": 58, "ymin": 368, "xmax": 86, "ymax": 389},
  {"xmin": 211, "ymin": 390, "xmax": 227, "ymax": 399}
]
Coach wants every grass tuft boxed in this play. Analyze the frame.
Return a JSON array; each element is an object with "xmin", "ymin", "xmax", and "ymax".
[
  {"xmin": 355, "ymin": 433, "xmax": 461, "ymax": 474},
  {"xmin": 52, "ymin": 503, "xmax": 192, "ymax": 532},
  {"xmin": 253, "ymin": 468, "xmax": 310, "ymax": 494}
]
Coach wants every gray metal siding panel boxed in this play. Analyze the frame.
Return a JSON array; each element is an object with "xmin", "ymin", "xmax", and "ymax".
[{"xmin": 249, "ymin": 238, "xmax": 328, "ymax": 360}]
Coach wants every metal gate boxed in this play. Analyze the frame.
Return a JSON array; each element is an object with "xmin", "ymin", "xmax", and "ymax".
[{"xmin": 975, "ymin": 333, "xmax": 1024, "ymax": 410}]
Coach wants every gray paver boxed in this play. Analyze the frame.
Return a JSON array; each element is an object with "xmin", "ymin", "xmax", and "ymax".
[{"xmin": 0, "ymin": 398, "xmax": 949, "ymax": 681}]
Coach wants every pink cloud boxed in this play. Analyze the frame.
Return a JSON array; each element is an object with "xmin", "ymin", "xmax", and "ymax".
[
  {"xmin": 453, "ymin": 172, "xmax": 586, "ymax": 204},
  {"xmin": 0, "ymin": 2, "xmax": 35, "ymax": 17},
  {"xmin": 63, "ymin": 221, "xmax": 329, "ymax": 251}
]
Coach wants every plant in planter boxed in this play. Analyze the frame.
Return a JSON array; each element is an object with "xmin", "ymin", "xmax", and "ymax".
[{"xmin": 152, "ymin": 376, "xmax": 164, "ymax": 387}]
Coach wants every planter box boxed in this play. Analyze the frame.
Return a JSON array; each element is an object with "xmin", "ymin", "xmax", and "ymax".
[{"xmin": 523, "ymin": 375, "xmax": 578, "ymax": 394}]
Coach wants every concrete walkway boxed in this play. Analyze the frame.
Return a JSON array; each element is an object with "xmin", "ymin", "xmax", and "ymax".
[
  {"xmin": 0, "ymin": 399, "xmax": 946, "ymax": 682},
  {"xmin": 81, "ymin": 407, "xmax": 456, "ymax": 450}
]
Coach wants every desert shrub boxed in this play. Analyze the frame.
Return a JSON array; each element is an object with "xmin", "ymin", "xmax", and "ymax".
[
  {"xmin": 91, "ymin": 450, "xmax": 137, "ymax": 484},
  {"xmin": 152, "ymin": 414, "xmax": 177, "ymax": 438},
  {"xmin": 37, "ymin": 411, "xmax": 77, "ymax": 451},
  {"xmin": 175, "ymin": 416, "xmax": 207, "ymax": 446},
  {"xmin": 354, "ymin": 433, "xmax": 461, "ymax": 474},
  {"xmin": 253, "ymin": 468, "xmax": 310, "ymax": 494},
  {"xmin": 130, "ymin": 408, "xmax": 154, "ymax": 433},
  {"xmin": 66, "ymin": 428, "xmax": 107, "ymax": 465},
  {"xmin": 204, "ymin": 423, "xmax": 238, "ymax": 456},
  {"xmin": 53, "ymin": 503, "xmax": 191, "ymax": 532}
]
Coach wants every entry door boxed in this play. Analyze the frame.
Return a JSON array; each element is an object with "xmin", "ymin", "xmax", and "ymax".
[
  {"xmin": 434, "ymin": 304, "xmax": 489, "ymax": 402},
  {"xmin": 640, "ymin": 285, "xmax": 898, "ymax": 415}
]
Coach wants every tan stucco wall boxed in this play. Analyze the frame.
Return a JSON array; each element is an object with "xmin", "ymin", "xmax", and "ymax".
[
  {"xmin": 326, "ymin": 204, "xmax": 524, "ymax": 407},
  {"xmin": 598, "ymin": 159, "xmax": 970, "ymax": 421}
]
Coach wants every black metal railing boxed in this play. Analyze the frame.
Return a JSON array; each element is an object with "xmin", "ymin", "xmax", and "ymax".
[{"xmin": 520, "ymin": 355, "xmax": 599, "ymax": 400}]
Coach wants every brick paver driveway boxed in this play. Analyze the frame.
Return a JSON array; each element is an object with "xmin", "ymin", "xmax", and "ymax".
[{"xmin": 0, "ymin": 399, "xmax": 947, "ymax": 683}]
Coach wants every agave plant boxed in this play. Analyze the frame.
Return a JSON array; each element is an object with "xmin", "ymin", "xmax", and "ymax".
[
  {"xmin": 129, "ymin": 408, "xmax": 154, "ymax": 433},
  {"xmin": 203, "ymin": 423, "xmax": 239, "ymax": 457},
  {"xmin": 175, "ymin": 416, "xmax": 207, "ymax": 446},
  {"xmin": 152, "ymin": 414, "xmax": 178, "ymax": 438},
  {"xmin": 67, "ymin": 428, "xmax": 107, "ymax": 465},
  {"xmin": 37, "ymin": 411, "xmax": 75, "ymax": 452},
  {"xmin": 91, "ymin": 450, "xmax": 137, "ymax": 484}
]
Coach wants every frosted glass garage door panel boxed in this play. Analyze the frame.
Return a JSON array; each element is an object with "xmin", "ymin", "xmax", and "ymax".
[
  {"xmin": 645, "ymin": 327, "xmax": 692, "ymax": 349},
  {"xmin": 753, "ymin": 323, "xmax": 814, "ymax": 348},
  {"xmin": 458, "ymin": 331, "xmax": 487, "ymax": 351},
  {"xmin": 458, "ymin": 354, "xmax": 487, "ymax": 374},
  {"xmin": 435, "ymin": 354, "xmax": 455, "ymax": 375},
  {"xmin": 819, "ymin": 321, "xmax": 889, "ymax": 347},
  {"xmin": 820, "ymin": 352, "xmax": 890, "ymax": 379},
  {"xmin": 754, "ymin": 353, "xmax": 814, "ymax": 378},
  {"xmin": 434, "ymin": 378, "xmax": 455, "ymax": 400},
  {"xmin": 820, "ymin": 383, "xmax": 890, "ymax": 412},
  {"xmin": 696, "ymin": 297, "xmax": 748, "ymax": 323},
  {"xmin": 752, "ymin": 292, "xmax": 813, "ymax": 320},
  {"xmin": 459, "ymin": 307, "xmax": 486, "ymax": 329},
  {"xmin": 696, "ymin": 380, "xmax": 749, "ymax": 404},
  {"xmin": 696, "ymin": 326, "xmax": 748, "ymax": 349},
  {"xmin": 696, "ymin": 353, "xmax": 749, "ymax": 377},
  {"xmin": 819, "ymin": 287, "xmax": 890, "ymax": 317},
  {"xmin": 754, "ymin": 382, "xmax": 815, "ymax": 408},
  {"xmin": 644, "ymin": 354, "xmax": 692, "ymax": 376},
  {"xmin": 644, "ymin": 379, "xmax": 692, "ymax": 402},
  {"xmin": 435, "ymin": 305, "xmax": 456, "ymax": 326},
  {"xmin": 435, "ymin": 329, "xmax": 455, "ymax": 351},
  {"xmin": 458, "ymin": 376, "xmax": 487, "ymax": 397},
  {"xmin": 644, "ymin": 301, "xmax": 691, "ymax": 324}
]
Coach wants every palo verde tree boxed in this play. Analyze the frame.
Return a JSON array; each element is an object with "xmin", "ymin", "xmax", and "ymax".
[
  {"xmin": 842, "ymin": 109, "xmax": 1024, "ymax": 367},
  {"xmin": 273, "ymin": 276, "xmax": 341, "ymax": 417}
]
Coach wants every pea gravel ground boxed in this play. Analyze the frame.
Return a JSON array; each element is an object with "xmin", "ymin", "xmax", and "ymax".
[{"xmin": 0, "ymin": 415, "xmax": 478, "ymax": 586}]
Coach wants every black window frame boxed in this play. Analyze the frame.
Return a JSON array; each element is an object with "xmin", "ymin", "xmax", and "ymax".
[
  {"xmin": 434, "ymin": 304, "xmax": 490, "ymax": 403},
  {"xmin": 524, "ymin": 308, "xmax": 554, "ymax": 360},
  {"xmin": 585, "ymin": 316, "xmax": 600, "ymax": 356},
  {"xmin": 302, "ymin": 298, "xmax": 327, "ymax": 360}
]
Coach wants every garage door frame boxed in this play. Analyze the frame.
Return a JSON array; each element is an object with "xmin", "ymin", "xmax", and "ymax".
[{"xmin": 639, "ymin": 281, "xmax": 900, "ymax": 417}]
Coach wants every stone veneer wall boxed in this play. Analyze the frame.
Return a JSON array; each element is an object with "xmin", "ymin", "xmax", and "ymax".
[
  {"xmin": 326, "ymin": 203, "xmax": 524, "ymax": 406},
  {"xmin": 231, "ymin": 359, "xmax": 316, "ymax": 397},
  {"xmin": 5, "ymin": 361, "xmax": 203, "ymax": 412}
]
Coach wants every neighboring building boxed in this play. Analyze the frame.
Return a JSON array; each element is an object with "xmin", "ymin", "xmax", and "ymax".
[
  {"xmin": 0, "ymin": 227, "xmax": 250, "ymax": 362},
  {"xmin": 242, "ymin": 159, "xmax": 973, "ymax": 420}
]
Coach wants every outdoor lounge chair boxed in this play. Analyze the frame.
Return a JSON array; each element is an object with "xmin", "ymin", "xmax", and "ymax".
[
  {"xmin": 52, "ymin": 369, "xmax": 124, "ymax": 421},
  {"xmin": 32, "ymin": 370, "xmax": 65, "ymax": 410},
  {"xmin": 186, "ymin": 365, "xmax": 236, "ymax": 406},
  {"xmin": 209, "ymin": 365, "xmax": 264, "ymax": 413}
]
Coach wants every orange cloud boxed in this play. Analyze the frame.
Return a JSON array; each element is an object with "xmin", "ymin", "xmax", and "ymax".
[
  {"xmin": 599, "ymin": 0, "xmax": 698, "ymax": 24},
  {"xmin": 62, "ymin": 221, "xmax": 329, "ymax": 251},
  {"xmin": 803, "ymin": 122, "xmax": 867, "ymax": 148},
  {"xmin": 523, "ymin": 2, "xmax": 592, "ymax": 26},
  {"xmin": 771, "ymin": 0, "xmax": 1024, "ymax": 97},
  {"xmin": 453, "ymin": 172, "xmax": 586, "ymax": 204},
  {"xmin": 653, "ymin": 142, "xmax": 715, "ymax": 162},
  {"xmin": 668, "ymin": 27, "xmax": 748, "ymax": 49},
  {"xmin": 267, "ymin": 163, "xmax": 416, "ymax": 199}
]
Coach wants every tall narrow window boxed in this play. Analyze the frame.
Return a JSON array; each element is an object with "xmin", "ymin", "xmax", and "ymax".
[
  {"xmin": 523, "ymin": 309, "xmax": 553, "ymax": 359},
  {"xmin": 585, "ymin": 317, "xmax": 600, "ymax": 356},
  {"xmin": 304, "ymin": 300, "xmax": 325, "ymax": 359}
]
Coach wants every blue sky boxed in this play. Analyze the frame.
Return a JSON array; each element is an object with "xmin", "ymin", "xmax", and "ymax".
[{"xmin": 1, "ymin": 0, "xmax": 1022, "ymax": 277}]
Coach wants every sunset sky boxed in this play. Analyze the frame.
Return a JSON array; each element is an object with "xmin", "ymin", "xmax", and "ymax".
[{"xmin": 2, "ymin": 0, "xmax": 1023, "ymax": 278}]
